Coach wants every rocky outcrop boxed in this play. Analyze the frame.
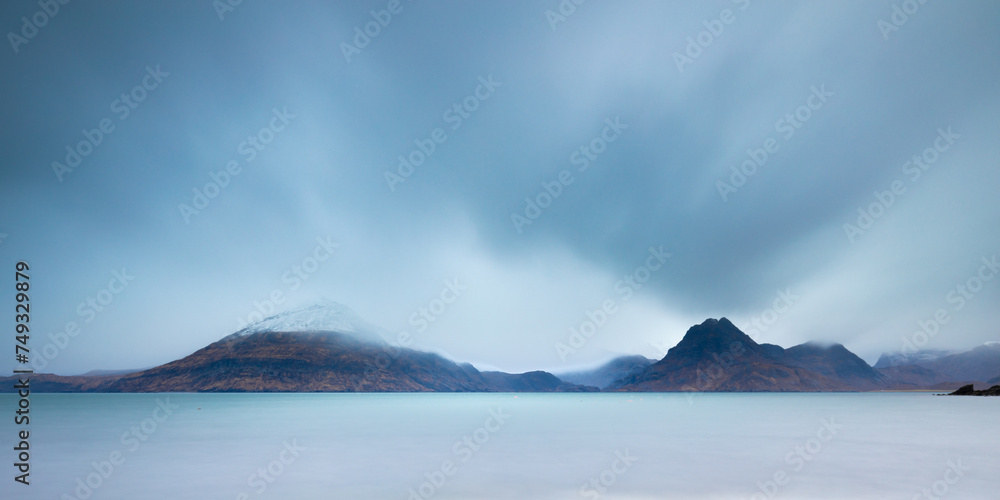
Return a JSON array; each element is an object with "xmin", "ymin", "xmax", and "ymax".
[{"xmin": 947, "ymin": 384, "xmax": 1000, "ymax": 396}]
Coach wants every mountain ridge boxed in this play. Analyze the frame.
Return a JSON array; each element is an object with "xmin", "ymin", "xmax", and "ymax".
[{"xmin": 4, "ymin": 304, "xmax": 996, "ymax": 393}]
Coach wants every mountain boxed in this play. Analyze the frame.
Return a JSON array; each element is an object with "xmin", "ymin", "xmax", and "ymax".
[
  {"xmin": 557, "ymin": 355, "xmax": 655, "ymax": 389},
  {"xmin": 4, "ymin": 302, "xmax": 596, "ymax": 393},
  {"xmin": 99, "ymin": 330, "xmax": 595, "ymax": 392},
  {"xmin": 611, "ymin": 318, "xmax": 885, "ymax": 392},
  {"xmin": 6, "ymin": 307, "xmax": 992, "ymax": 393},
  {"xmin": 875, "ymin": 343, "xmax": 1000, "ymax": 388}
]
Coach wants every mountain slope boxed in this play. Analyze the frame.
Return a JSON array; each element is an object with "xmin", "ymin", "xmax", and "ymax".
[
  {"xmin": 785, "ymin": 342, "xmax": 886, "ymax": 389},
  {"xmin": 98, "ymin": 330, "xmax": 596, "ymax": 392}
]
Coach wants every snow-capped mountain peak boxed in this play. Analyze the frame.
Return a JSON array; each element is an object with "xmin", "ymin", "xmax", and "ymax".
[{"xmin": 228, "ymin": 300, "xmax": 388, "ymax": 344}]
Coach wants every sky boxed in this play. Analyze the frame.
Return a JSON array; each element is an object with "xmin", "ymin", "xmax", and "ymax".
[{"xmin": 1, "ymin": 0, "xmax": 998, "ymax": 376}]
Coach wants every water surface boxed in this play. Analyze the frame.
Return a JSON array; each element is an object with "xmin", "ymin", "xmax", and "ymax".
[{"xmin": 3, "ymin": 392, "xmax": 997, "ymax": 499}]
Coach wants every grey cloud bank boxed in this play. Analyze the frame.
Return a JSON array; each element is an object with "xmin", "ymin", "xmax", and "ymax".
[{"xmin": 1, "ymin": 0, "xmax": 998, "ymax": 375}]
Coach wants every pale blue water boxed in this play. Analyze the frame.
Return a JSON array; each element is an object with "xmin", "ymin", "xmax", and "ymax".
[{"xmin": 2, "ymin": 393, "xmax": 997, "ymax": 499}]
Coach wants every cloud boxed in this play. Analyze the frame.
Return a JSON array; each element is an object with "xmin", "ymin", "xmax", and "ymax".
[{"xmin": 1, "ymin": 0, "xmax": 998, "ymax": 375}]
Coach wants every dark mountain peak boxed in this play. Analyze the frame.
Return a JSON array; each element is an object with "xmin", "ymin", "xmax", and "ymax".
[
  {"xmin": 685, "ymin": 317, "xmax": 748, "ymax": 339},
  {"xmin": 691, "ymin": 317, "xmax": 736, "ymax": 329},
  {"xmin": 667, "ymin": 317, "xmax": 760, "ymax": 361}
]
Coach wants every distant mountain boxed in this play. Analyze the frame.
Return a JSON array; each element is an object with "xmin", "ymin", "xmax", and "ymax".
[
  {"xmin": 922, "ymin": 344, "xmax": 1000, "ymax": 382},
  {"xmin": 480, "ymin": 370, "xmax": 595, "ymax": 392},
  {"xmin": 874, "ymin": 349, "xmax": 953, "ymax": 369},
  {"xmin": 557, "ymin": 355, "xmax": 655, "ymax": 389},
  {"xmin": 876, "ymin": 344, "xmax": 1000, "ymax": 389},
  {"xmin": 611, "ymin": 318, "xmax": 885, "ymax": 392}
]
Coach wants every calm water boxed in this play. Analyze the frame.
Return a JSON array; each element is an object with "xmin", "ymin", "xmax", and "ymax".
[{"xmin": 2, "ymin": 392, "xmax": 997, "ymax": 499}]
